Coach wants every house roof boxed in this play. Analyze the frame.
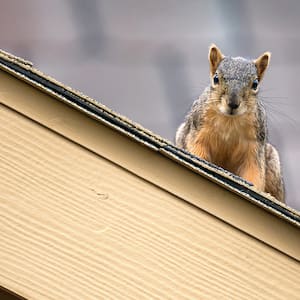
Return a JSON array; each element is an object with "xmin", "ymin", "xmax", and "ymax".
[
  {"xmin": 0, "ymin": 49, "xmax": 299, "ymax": 228},
  {"xmin": 1, "ymin": 50, "xmax": 300, "ymax": 300}
]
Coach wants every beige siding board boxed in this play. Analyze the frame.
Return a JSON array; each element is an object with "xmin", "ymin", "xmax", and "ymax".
[
  {"xmin": 1, "ymin": 69, "xmax": 299, "ymax": 259},
  {"xmin": 1, "ymin": 105, "xmax": 299, "ymax": 299}
]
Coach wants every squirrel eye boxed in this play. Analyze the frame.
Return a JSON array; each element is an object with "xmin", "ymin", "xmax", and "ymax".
[
  {"xmin": 252, "ymin": 79, "xmax": 259, "ymax": 90},
  {"xmin": 213, "ymin": 73, "xmax": 219, "ymax": 85}
]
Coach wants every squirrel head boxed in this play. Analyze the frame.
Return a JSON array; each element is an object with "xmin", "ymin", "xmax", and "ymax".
[{"xmin": 208, "ymin": 44, "xmax": 271, "ymax": 116}]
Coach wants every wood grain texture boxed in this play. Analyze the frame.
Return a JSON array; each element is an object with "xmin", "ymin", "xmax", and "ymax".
[
  {"xmin": 1, "ymin": 104, "xmax": 300, "ymax": 300},
  {"xmin": 1, "ymin": 69, "xmax": 299, "ymax": 260}
]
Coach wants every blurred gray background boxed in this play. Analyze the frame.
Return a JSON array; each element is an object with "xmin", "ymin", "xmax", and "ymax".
[{"xmin": 1, "ymin": 0, "xmax": 299, "ymax": 210}]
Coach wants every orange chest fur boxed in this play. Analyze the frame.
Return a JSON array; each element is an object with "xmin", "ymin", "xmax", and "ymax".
[{"xmin": 188, "ymin": 111, "xmax": 259, "ymax": 173}]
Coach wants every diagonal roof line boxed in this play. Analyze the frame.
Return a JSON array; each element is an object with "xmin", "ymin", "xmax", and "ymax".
[{"xmin": 0, "ymin": 50, "xmax": 299, "ymax": 227}]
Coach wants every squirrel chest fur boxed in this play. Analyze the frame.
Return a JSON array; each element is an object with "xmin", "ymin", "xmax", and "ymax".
[
  {"xmin": 190, "ymin": 108, "xmax": 258, "ymax": 174},
  {"xmin": 176, "ymin": 44, "xmax": 285, "ymax": 202}
]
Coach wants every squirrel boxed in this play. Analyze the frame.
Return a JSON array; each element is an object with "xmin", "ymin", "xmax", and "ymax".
[{"xmin": 175, "ymin": 44, "xmax": 285, "ymax": 202}]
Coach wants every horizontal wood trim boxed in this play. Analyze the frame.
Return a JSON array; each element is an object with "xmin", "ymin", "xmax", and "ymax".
[
  {"xmin": 0, "ymin": 70, "xmax": 299, "ymax": 260},
  {"xmin": 1, "ymin": 105, "xmax": 300, "ymax": 299}
]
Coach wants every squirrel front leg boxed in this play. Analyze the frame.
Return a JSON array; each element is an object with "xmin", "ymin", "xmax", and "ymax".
[
  {"xmin": 186, "ymin": 139, "xmax": 211, "ymax": 162},
  {"xmin": 239, "ymin": 160, "xmax": 265, "ymax": 191}
]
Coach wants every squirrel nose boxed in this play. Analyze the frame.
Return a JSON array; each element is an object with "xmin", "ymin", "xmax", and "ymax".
[
  {"xmin": 228, "ymin": 102, "xmax": 239, "ymax": 110},
  {"xmin": 228, "ymin": 93, "xmax": 240, "ymax": 110}
]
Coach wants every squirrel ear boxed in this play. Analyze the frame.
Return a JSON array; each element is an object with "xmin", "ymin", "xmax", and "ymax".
[
  {"xmin": 208, "ymin": 44, "xmax": 224, "ymax": 75},
  {"xmin": 254, "ymin": 52, "xmax": 271, "ymax": 81}
]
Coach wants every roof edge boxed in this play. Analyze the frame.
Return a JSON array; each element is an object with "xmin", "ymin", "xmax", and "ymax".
[
  {"xmin": 0, "ymin": 49, "xmax": 299, "ymax": 227},
  {"xmin": 0, "ymin": 49, "xmax": 33, "ymax": 67}
]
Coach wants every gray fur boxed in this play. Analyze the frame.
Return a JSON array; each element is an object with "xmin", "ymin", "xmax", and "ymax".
[
  {"xmin": 265, "ymin": 143, "xmax": 285, "ymax": 201},
  {"xmin": 176, "ymin": 87, "xmax": 210, "ymax": 148},
  {"xmin": 175, "ymin": 52, "xmax": 285, "ymax": 202},
  {"xmin": 219, "ymin": 57, "xmax": 257, "ymax": 82},
  {"xmin": 176, "ymin": 55, "xmax": 268, "ymax": 145}
]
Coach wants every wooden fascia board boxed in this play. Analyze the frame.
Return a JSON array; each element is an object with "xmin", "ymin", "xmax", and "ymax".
[{"xmin": 0, "ymin": 51, "xmax": 299, "ymax": 259}]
